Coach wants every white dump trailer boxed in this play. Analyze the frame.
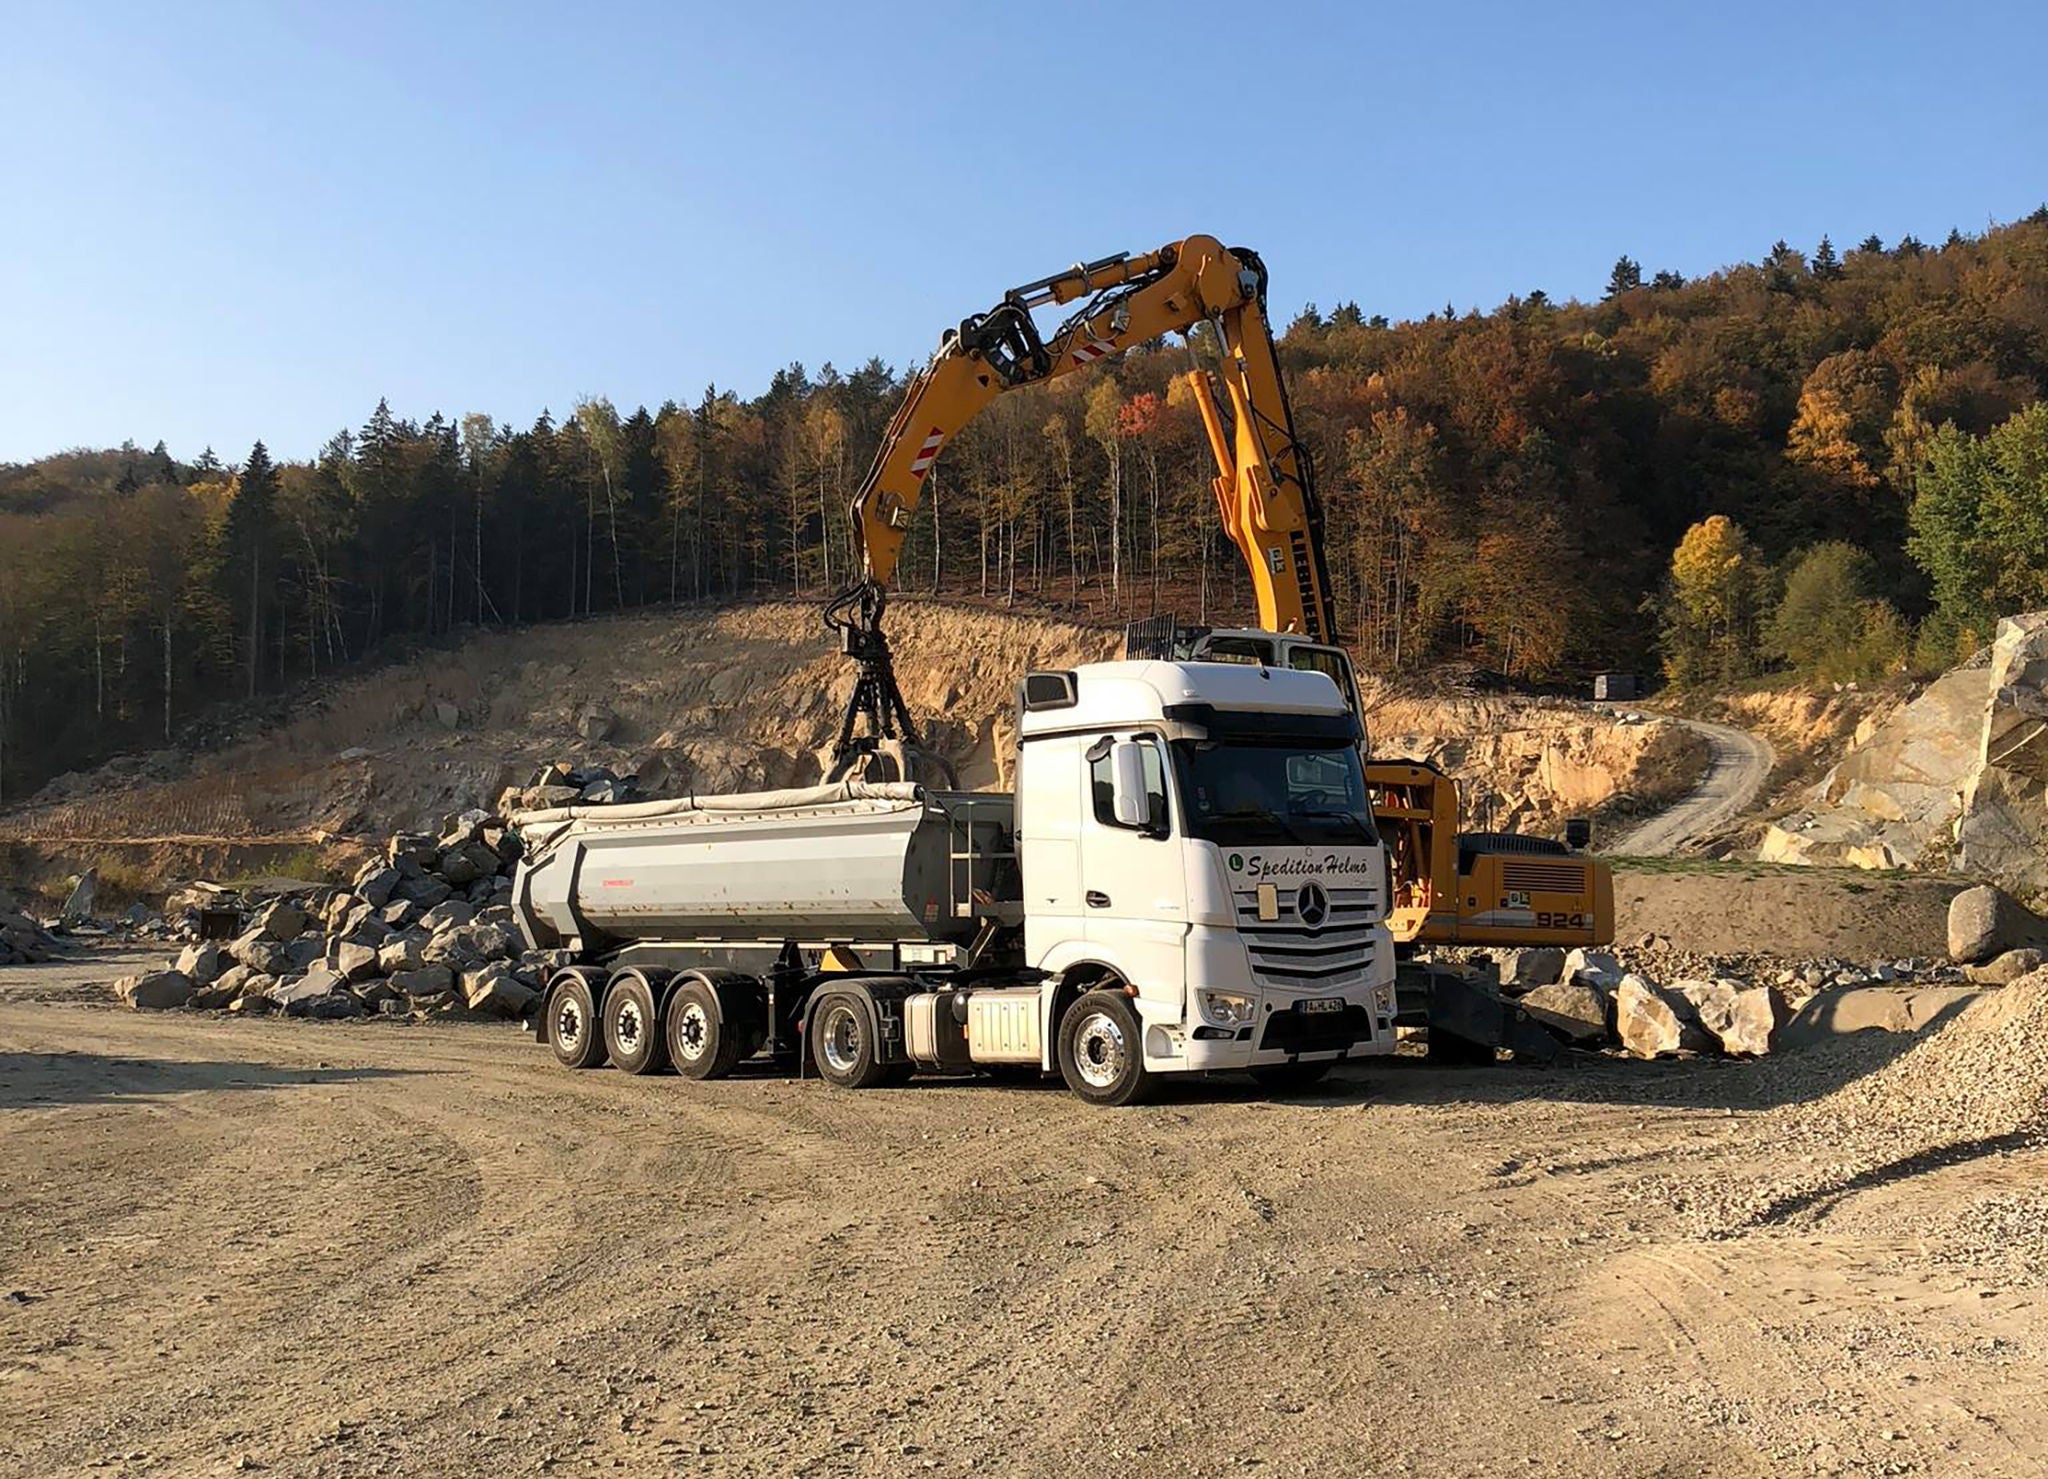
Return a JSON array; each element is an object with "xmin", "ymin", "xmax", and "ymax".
[{"xmin": 513, "ymin": 661, "xmax": 1399, "ymax": 1105}]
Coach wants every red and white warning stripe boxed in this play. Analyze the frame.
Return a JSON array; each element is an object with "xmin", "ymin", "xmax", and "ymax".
[
  {"xmin": 1069, "ymin": 336, "xmax": 1118, "ymax": 366},
  {"xmin": 907, "ymin": 427, "xmax": 945, "ymax": 479}
]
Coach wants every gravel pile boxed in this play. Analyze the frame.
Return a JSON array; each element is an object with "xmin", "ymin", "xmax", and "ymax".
[
  {"xmin": 113, "ymin": 809, "xmax": 559, "ymax": 1021},
  {"xmin": 1660, "ymin": 969, "xmax": 2048, "ymax": 1272}
]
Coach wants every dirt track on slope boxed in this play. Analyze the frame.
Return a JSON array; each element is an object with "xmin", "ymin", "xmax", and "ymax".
[
  {"xmin": 1612, "ymin": 717, "xmax": 1776, "ymax": 856},
  {"xmin": 4, "ymin": 951, "xmax": 2045, "ymax": 1478}
]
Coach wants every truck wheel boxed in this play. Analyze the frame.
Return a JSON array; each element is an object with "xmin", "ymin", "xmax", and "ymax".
[
  {"xmin": 603, "ymin": 974, "xmax": 668, "ymax": 1076},
  {"xmin": 548, "ymin": 976, "xmax": 607, "ymax": 1070},
  {"xmin": 1252, "ymin": 1061, "xmax": 1332, "ymax": 1092},
  {"xmin": 811, "ymin": 993, "xmax": 891, "ymax": 1089},
  {"xmin": 667, "ymin": 978, "xmax": 743, "ymax": 1080},
  {"xmin": 1058, "ymin": 990, "xmax": 1155, "ymax": 1107}
]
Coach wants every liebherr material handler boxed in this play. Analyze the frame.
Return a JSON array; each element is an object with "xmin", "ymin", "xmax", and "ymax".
[{"xmin": 822, "ymin": 233, "xmax": 1611, "ymax": 957}]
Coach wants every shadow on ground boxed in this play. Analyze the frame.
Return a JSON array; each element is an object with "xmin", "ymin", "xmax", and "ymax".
[{"xmin": 0, "ymin": 1052, "xmax": 422, "ymax": 1108}]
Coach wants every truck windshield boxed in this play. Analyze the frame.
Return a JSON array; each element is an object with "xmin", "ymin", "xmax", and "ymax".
[{"xmin": 1171, "ymin": 739, "xmax": 1379, "ymax": 847}]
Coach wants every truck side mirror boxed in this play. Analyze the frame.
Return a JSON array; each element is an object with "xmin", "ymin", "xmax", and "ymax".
[{"xmin": 1111, "ymin": 742, "xmax": 1151, "ymax": 829}]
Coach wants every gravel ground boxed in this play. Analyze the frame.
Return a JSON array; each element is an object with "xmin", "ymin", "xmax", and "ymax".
[{"xmin": 4, "ymin": 948, "xmax": 2047, "ymax": 1477}]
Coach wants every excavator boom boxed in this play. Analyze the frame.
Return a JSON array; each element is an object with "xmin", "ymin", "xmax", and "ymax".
[{"xmin": 824, "ymin": 234, "xmax": 1338, "ymax": 778}]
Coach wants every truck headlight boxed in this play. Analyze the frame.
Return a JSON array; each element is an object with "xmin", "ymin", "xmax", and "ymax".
[
  {"xmin": 1199, "ymin": 990, "xmax": 1258, "ymax": 1027},
  {"xmin": 1373, "ymin": 979, "xmax": 1396, "ymax": 1016}
]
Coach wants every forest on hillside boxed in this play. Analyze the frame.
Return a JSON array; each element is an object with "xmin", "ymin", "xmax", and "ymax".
[{"xmin": 4, "ymin": 211, "xmax": 2048, "ymax": 801}]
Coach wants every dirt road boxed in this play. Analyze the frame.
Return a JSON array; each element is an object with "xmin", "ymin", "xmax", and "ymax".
[
  {"xmin": 5, "ymin": 953, "xmax": 2043, "ymax": 1478},
  {"xmin": 1613, "ymin": 718, "xmax": 1776, "ymax": 857}
]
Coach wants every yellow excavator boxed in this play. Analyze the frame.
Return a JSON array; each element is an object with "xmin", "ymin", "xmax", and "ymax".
[{"xmin": 823, "ymin": 233, "xmax": 1612, "ymax": 959}]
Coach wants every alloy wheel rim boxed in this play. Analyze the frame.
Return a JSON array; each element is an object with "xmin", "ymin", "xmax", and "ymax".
[{"xmin": 1073, "ymin": 1012, "xmax": 1127, "ymax": 1089}]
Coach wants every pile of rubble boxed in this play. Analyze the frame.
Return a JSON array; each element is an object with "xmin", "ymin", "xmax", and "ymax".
[
  {"xmin": 1451, "ymin": 881, "xmax": 2048, "ymax": 1060},
  {"xmin": 1459, "ymin": 944, "xmax": 1796, "ymax": 1059},
  {"xmin": 496, "ymin": 759, "xmax": 644, "ymax": 814},
  {"xmin": 113, "ymin": 809, "xmax": 555, "ymax": 1021},
  {"xmin": 0, "ymin": 904, "xmax": 65, "ymax": 966}
]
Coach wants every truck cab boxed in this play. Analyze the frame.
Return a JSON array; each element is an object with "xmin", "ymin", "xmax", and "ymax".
[{"xmin": 1014, "ymin": 660, "xmax": 1396, "ymax": 1102}]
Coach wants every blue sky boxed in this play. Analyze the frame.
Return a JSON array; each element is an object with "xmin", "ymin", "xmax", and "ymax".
[{"xmin": 3, "ymin": 0, "xmax": 2042, "ymax": 465}]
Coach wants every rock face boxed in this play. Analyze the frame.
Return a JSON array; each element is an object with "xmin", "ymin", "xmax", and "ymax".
[
  {"xmin": 1760, "ymin": 664, "xmax": 1990, "ymax": 870},
  {"xmin": 1956, "ymin": 613, "xmax": 2048, "ymax": 902},
  {"xmin": 1760, "ymin": 610, "xmax": 2048, "ymax": 902},
  {"xmin": 1948, "ymin": 885, "xmax": 2048, "ymax": 964}
]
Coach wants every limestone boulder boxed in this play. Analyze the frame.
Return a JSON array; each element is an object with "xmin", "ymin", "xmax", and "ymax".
[
  {"xmin": 1564, "ymin": 948, "xmax": 1623, "ymax": 991},
  {"xmin": 377, "ymin": 932, "xmax": 430, "ymax": 975},
  {"xmin": 354, "ymin": 866, "xmax": 401, "ymax": 909},
  {"xmin": 271, "ymin": 966, "xmax": 345, "ymax": 1011},
  {"xmin": 463, "ymin": 963, "xmax": 538, "ymax": 1017},
  {"xmin": 333, "ymin": 940, "xmax": 382, "ymax": 982},
  {"xmin": 174, "ymin": 941, "xmax": 225, "ymax": 986},
  {"xmin": 1498, "ymin": 947, "xmax": 1568, "ymax": 992},
  {"xmin": 253, "ymin": 900, "xmax": 309, "ymax": 942},
  {"xmin": 1966, "ymin": 947, "xmax": 2047, "ymax": 986},
  {"xmin": 1518, "ymin": 980, "xmax": 1610, "ymax": 1042},
  {"xmin": 390, "ymin": 965, "xmax": 453, "ymax": 998},
  {"xmin": 117, "ymin": 970, "xmax": 195, "ymax": 1010},
  {"xmin": 1947, "ymin": 884, "xmax": 2048, "ymax": 964},
  {"xmin": 228, "ymin": 929, "xmax": 288, "ymax": 975},
  {"xmin": 1675, "ymin": 977, "xmax": 1777, "ymax": 1056},
  {"xmin": 1612, "ymin": 974, "xmax": 1711, "ymax": 1058}
]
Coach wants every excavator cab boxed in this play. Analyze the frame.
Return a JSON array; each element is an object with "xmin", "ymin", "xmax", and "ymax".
[{"xmin": 1124, "ymin": 617, "xmax": 1612, "ymax": 951}]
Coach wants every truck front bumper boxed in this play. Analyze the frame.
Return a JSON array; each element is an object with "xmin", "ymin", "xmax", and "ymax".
[{"xmin": 1145, "ymin": 1002, "xmax": 1395, "ymax": 1072}]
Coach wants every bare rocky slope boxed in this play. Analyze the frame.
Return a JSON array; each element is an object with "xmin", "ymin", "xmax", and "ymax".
[
  {"xmin": 1362, "ymin": 686, "xmax": 1707, "ymax": 841},
  {"xmin": 1762, "ymin": 611, "xmax": 2048, "ymax": 904},
  {"xmin": 2, "ymin": 600, "xmax": 1704, "ymax": 896}
]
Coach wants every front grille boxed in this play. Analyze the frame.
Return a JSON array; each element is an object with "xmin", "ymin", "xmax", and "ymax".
[
  {"xmin": 1500, "ymin": 860, "xmax": 1589, "ymax": 896},
  {"xmin": 1233, "ymin": 885, "xmax": 1377, "ymax": 988}
]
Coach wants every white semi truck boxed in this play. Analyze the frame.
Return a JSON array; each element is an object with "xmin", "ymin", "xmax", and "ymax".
[{"xmin": 511, "ymin": 660, "xmax": 1396, "ymax": 1106}]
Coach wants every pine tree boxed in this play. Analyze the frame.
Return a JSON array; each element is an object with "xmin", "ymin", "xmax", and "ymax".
[
  {"xmin": 223, "ymin": 441, "xmax": 278, "ymax": 697},
  {"xmin": 1857, "ymin": 234, "xmax": 1884, "ymax": 254},
  {"xmin": 1650, "ymin": 269, "xmax": 1686, "ymax": 291},
  {"xmin": 1811, "ymin": 235, "xmax": 1842, "ymax": 280},
  {"xmin": 1604, "ymin": 256, "xmax": 1642, "ymax": 298}
]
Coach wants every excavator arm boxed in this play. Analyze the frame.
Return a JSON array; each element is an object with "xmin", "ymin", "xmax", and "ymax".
[{"xmin": 825, "ymin": 232, "xmax": 1336, "ymax": 780}]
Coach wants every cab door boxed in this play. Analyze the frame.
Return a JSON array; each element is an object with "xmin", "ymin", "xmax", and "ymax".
[{"xmin": 1079, "ymin": 733, "xmax": 1188, "ymax": 1002}]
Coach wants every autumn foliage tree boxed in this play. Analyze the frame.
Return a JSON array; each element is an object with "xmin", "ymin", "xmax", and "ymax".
[{"xmin": 6, "ymin": 212, "xmax": 2048, "ymax": 796}]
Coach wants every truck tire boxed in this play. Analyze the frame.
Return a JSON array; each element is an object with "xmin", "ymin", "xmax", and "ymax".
[
  {"xmin": 666, "ymin": 978, "xmax": 743, "ymax": 1080},
  {"xmin": 810, "ymin": 992, "xmax": 892, "ymax": 1089},
  {"xmin": 1252, "ymin": 1061, "xmax": 1333, "ymax": 1092},
  {"xmin": 547, "ymin": 974, "xmax": 607, "ymax": 1070},
  {"xmin": 603, "ymin": 973, "xmax": 668, "ymax": 1076},
  {"xmin": 1058, "ymin": 990, "xmax": 1155, "ymax": 1107}
]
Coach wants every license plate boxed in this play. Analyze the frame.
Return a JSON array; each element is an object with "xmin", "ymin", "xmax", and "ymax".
[{"xmin": 1300, "ymin": 998, "xmax": 1344, "ymax": 1015}]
